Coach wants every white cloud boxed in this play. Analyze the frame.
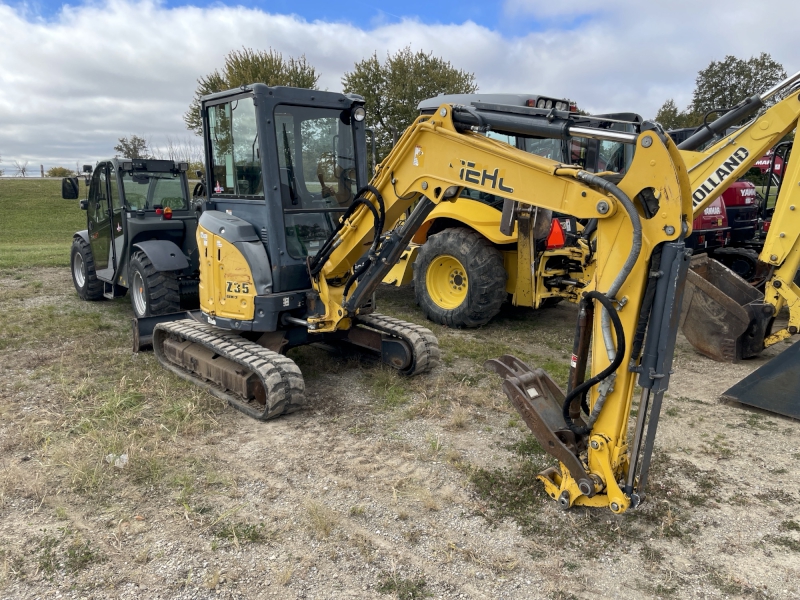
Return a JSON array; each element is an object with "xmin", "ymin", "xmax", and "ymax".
[{"xmin": 0, "ymin": 0, "xmax": 798, "ymax": 170}]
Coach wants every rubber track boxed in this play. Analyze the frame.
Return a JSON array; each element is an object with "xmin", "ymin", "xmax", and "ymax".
[
  {"xmin": 153, "ymin": 320, "xmax": 305, "ymax": 421},
  {"xmin": 356, "ymin": 313, "xmax": 440, "ymax": 375}
]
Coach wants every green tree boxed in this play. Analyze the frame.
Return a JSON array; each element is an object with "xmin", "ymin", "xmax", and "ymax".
[
  {"xmin": 654, "ymin": 98, "xmax": 702, "ymax": 129},
  {"xmin": 114, "ymin": 135, "xmax": 150, "ymax": 159},
  {"xmin": 342, "ymin": 47, "xmax": 478, "ymax": 160},
  {"xmin": 46, "ymin": 166, "xmax": 74, "ymax": 177},
  {"xmin": 184, "ymin": 47, "xmax": 319, "ymax": 135},
  {"xmin": 691, "ymin": 53, "xmax": 786, "ymax": 115}
]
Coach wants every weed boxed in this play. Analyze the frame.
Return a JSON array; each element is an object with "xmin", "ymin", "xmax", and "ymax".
[
  {"xmin": 212, "ymin": 522, "xmax": 271, "ymax": 544},
  {"xmin": 306, "ymin": 501, "xmax": 337, "ymax": 539},
  {"xmin": 768, "ymin": 536, "xmax": 800, "ymax": 552},
  {"xmin": 701, "ymin": 433, "xmax": 734, "ymax": 459},
  {"xmin": 276, "ymin": 566, "xmax": 293, "ymax": 585},
  {"xmin": 449, "ymin": 407, "xmax": 469, "ymax": 429},
  {"xmin": 665, "ymin": 406, "xmax": 679, "ymax": 417},
  {"xmin": 377, "ymin": 571, "xmax": 430, "ymax": 599},
  {"xmin": 781, "ymin": 520, "xmax": 800, "ymax": 531},
  {"xmin": 366, "ymin": 368, "xmax": 411, "ymax": 409},
  {"xmin": 754, "ymin": 489, "xmax": 795, "ymax": 505},
  {"xmin": 349, "ymin": 505, "xmax": 366, "ymax": 517}
]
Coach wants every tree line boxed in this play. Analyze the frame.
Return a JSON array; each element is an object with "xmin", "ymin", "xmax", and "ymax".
[
  {"xmin": 653, "ymin": 53, "xmax": 786, "ymax": 129},
  {"xmin": 26, "ymin": 49, "xmax": 789, "ymax": 176}
]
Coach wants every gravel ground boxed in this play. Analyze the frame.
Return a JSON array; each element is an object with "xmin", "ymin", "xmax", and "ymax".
[{"xmin": 1, "ymin": 268, "xmax": 799, "ymax": 600}]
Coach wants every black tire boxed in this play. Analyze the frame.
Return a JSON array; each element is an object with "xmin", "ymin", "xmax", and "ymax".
[
  {"xmin": 413, "ymin": 228, "xmax": 507, "ymax": 328},
  {"xmin": 711, "ymin": 247, "xmax": 761, "ymax": 282},
  {"xmin": 70, "ymin": 237, "xmax": 103, "ymax": 301},
  {"xmin": 129, "ymin": 251, "xmax": 180, "ymax": 318}
]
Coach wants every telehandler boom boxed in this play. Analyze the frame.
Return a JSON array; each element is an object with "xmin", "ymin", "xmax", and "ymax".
[{"xmin": 150, "ymin": 83, "xmax": 696, "ymax": 513}]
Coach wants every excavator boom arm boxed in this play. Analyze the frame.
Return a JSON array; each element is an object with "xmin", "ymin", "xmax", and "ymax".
[{"xmin": 309, "ymin": 105, "xmax": 694, "ymax": 512}]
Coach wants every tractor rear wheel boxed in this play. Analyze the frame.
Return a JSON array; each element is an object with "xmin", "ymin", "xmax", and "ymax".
[
  {"xmin": 711, "ymin": 247, "xmax": 761, "ymax": 282},
  {"xmin": 414, "ymin": 228, "xmax": 507, "ymax": 328},
  {"xmin": 70, "ymin": 237, "xmax": 103, "ymax": 301},
  {"xmin": 129, "ymin": 251, "xmax": 180, "ymax": 318}
]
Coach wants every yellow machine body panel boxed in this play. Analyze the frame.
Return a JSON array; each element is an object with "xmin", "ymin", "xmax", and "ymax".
[{"xmin": 198, "ymin": 226, "xmax": 257, "ymax": 321}]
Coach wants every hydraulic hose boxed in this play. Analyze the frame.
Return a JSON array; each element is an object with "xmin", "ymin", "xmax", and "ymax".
[
  {"xmin": 309, "ymin": 185, "xmax": 386, "ymax": 277},
  {"xmin": 562, "ymin": 291, "xmax": 626, "ymax": 436},
  {"xmin": 573, "ymin": 170, "xmax": 642, "ymax": 362}
]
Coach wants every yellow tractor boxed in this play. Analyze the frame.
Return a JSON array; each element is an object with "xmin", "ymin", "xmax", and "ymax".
[{"xmin": 383, "ymin": 93, "xmax": 640, "ymax": 327}]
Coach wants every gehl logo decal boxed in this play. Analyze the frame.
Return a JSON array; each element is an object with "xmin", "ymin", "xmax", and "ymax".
[
  {"xmin": 692, "ymin": 147, "xmax": 750, "ymax": 207},
  {"xmin": 459, "ymin": 161, "xmax": 514, "ymax": 193}
]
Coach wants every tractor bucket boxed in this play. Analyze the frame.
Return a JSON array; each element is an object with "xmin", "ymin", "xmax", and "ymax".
[
  {"xmin": 722, "ymin": 340, "xmax": 800, "ymax": 419},
  {"xmin": 680, "ymin": 255, "xmax": 773, "ymax": 362}
]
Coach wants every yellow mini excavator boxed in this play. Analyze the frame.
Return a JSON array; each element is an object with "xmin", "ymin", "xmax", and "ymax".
[{"xmin": 148, "ymin": 82, "xmax": 699, "ymax": 513}]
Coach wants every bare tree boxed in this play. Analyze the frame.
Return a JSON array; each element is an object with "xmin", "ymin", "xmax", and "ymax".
[
  {"xmin": 151, "ymin": 135, "xmax": 205, "ymax": 174},
  {"xmin": 13, "ymin": 160, "xmax": 29, "ymax": 177},
  {"xmin": 0, "ymin": 153, "xmax": 4, "ymax": 177}
]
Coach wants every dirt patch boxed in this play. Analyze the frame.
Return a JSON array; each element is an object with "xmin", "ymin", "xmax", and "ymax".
[{"xmin": 1, "ymin": 269, "xmax": 799, "ymax": 599}]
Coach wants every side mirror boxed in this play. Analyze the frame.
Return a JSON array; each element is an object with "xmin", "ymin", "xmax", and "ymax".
[
  {"xmin": 61, "ymin": 177, "xmax": 79, "ymax": 200},
  {"xmin": 79, "ymin": 199, "xmax": 88, "ymax": 211},
  {"xmin": 83, "ymin": 164, "xmax": 93, "ymax": 173}
]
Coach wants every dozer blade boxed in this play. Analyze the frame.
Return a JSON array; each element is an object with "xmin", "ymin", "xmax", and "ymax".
[
  {"xmin": 722, "ymin": 340, "xmax": 800, "ymax": 419},
  {"xmin": 680, "ymin": 254, "xmax": 773, "ymax": 362}
]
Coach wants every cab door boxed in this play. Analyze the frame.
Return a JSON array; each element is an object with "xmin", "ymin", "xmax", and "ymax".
[{"xmin": 87, "ymin": 163, "xmax": 114, "ymax": 279}]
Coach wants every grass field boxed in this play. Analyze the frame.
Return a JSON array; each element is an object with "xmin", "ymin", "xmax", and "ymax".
[{"xmin": 0, "ymin": 179, "xmax": 85, "ymax": 268}]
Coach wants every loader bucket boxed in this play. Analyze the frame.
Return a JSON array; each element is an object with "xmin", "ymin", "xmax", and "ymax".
[
  {"xmin": 722, "ymin": 339, "xmax": 800, "ymax": 419},
  {"xmin": 680, "ymin": 255, "xmax": 773, "ymax": 362}
]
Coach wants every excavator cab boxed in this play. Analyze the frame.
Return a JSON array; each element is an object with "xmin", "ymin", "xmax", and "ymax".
[{"xmin": 201, "ymin": 86, "xmax": 368, "ymax": 297}]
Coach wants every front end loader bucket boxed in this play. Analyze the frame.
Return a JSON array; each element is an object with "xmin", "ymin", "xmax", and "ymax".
[
  {"xmin": 722, "ymin": 340, "xmax": 800, "ymax": 419},
  {"xmin": 680, "ymin": 255, "xmax": 773, "ymax": 362}
]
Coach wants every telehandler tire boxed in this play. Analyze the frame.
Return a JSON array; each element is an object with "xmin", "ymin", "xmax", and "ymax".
[
  {"xmin": 70, "ymin": 237, "xmax": 103, "ymax": 301},
  {"xmin": 129, "ymin": 250, "xmax": 180, "ymax": 318},
  {"xmin": 414, "ymin": 228, "xmax": 507, "ymax": 328}
]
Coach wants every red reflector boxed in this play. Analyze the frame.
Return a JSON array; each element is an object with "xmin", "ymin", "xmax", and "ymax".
[
  {"xmin": 526, "ymin": 99, "xmax": 536, "ymax": 107},
  {"xmin": 163, "ymin": 207, "xmax": 173, "ymax": 220},
  {"xmin": 763, "ymin": 221, "xmax": 771, "ymax": 232},
  {"xmin": 569, "ymin": 103, "xmax": 578, "ymax": 112},
  {"xmin": 546, "ymin": 218, "xmax": 566, "ymax": 249},
  {"xmin": 155, "ymin": 208, "xmax": 163, "ymax": 215},
  {"xmin": 697, "ymin": 235, "xmax": 705, "ymax": 245}
]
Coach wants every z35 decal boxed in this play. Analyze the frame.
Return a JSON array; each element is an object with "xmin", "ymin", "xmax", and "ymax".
[{"xmin": 225, "ymin": 281, "xmax": 251, "ymax": 294}]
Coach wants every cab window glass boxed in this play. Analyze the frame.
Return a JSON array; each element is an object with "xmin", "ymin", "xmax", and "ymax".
[
  {"xmin": 89, "ymin": 167, "xmax": 108, "ymax": 224},
  {"xmin": 523, "ymin": 137, "xmax": 564, "ymax": 161},
  {"xmin": 275, "ymin": 104, "xmax": 358, "ymax": 259},
  {"xmin": 109, "ymin": 164, "xmax": 121, "ymax": 212},
  {"xmin": 121, "ymin": 172, "xmax": 187, "ymax": 210},
  {"xmin": 208, "ymin": 96, "xmax": 263, "ymax": 197},
  {"xmin": 485, "ymin": 131, "xmax": 516, "ymax": 147},
  {"xmin": 151, "ymin": 175, "xmax": 187, "ymax": 209}
]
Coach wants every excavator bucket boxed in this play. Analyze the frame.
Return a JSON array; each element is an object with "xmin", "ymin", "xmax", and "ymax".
[
  {"xmin": 722, "ymin": 340, "xmax": 800, "ymax": 419},
  {"xmin": 680, "ymin": 255, "xmax": 773, "ymax": 362}
]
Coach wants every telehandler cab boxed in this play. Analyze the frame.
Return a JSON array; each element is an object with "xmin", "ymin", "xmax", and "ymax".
[
  {"xmin": 63, "ymin": 159, "xmax": 200, "ymax": 321},
  {"xmin": 147, "ymin": 82, "xmax": 697, "ymax": 513}
]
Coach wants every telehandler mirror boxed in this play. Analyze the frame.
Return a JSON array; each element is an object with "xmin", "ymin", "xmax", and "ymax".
[
  {"xmin": 61, "ymin": 177, "xmax": 79, "ymax": 200},
  {"xmin": 82, "ymin": 165, "xmax": 92, "ymax": 173},
  {"xmin": 79, "ymin": 199, "xmax": 88, "ymax": 211}
]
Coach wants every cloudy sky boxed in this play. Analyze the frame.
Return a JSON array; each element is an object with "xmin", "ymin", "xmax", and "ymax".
[{"xmin": 0, "ymin": 0, "xmax": 798, "ymax": 172}]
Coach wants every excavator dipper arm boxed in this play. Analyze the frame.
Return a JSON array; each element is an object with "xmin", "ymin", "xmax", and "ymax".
[{"xmin": 308, "ymin": 105, "xmax": 693, "ymax": 512}]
